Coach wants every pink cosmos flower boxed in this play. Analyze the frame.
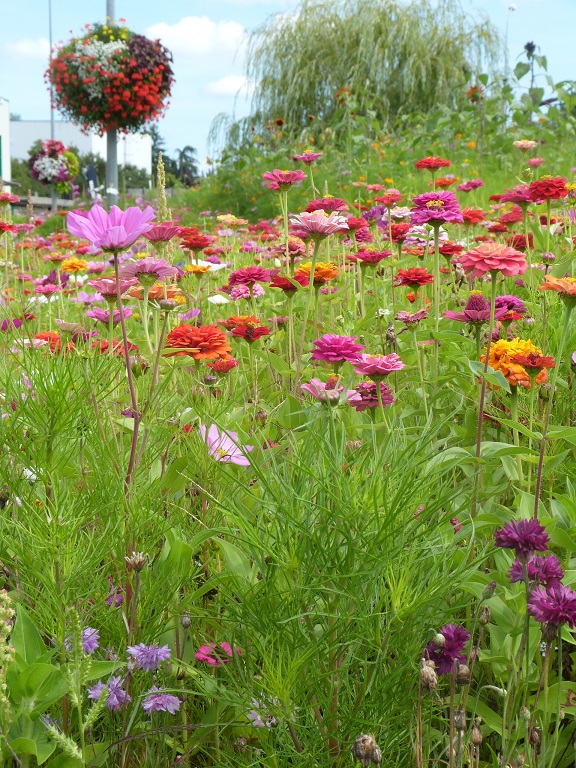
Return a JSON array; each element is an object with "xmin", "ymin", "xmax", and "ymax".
[
  {"xmin": 195, "ymin": 641, "xmax": 241, "ymax": 666},
  {"xmin": 119, "ymin": 257, "xmax": 179, "ymax": 283},
  {"xmin": 410, "ymin": 191, "xmax": 464, "ymax": 225},
  {"xmin": 311, "ymin": 334, "xmax": 364, "ymax": 363},
  {"xmin": 262, "ymin": 169, "xmax": 306, "ymax": 189},
  {"xmin": 67, "ymin": 204, "xmax": 155, "ymax": 252},
  {"xmin": 289, "ymin": 210, "xmax": 349, "ymax": 240},
  {"xmin": 353, "ymin": 353, "xmax": 405, "ymax": 377},
  {"xmin": 199, "ymin": 424, "xmax": 253, "ymax": 466},
  {"xmin": 459, "ymin": 243, "xmax": 527, "ymax": 278}
]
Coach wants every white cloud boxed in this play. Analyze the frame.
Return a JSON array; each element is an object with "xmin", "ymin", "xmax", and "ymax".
[
  {"xmin": 6, "ymin": 38, "xmax": 50, "ymax": 60},
  {"xmin": 204, "ymin": 75, "xmax": 255, "ymax": 96},
  {"xmin": 145, "ymin": 16, "xmax": 246, "ymax": 57}
]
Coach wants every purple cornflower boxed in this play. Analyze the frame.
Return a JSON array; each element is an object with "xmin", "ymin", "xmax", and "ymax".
[
  {"xmin": 67, "ymin": 204, "xmax": 155, "ymax": 253},
  {"xmin": 142, "ymin": 686, "xmax": 181, "ymax": 714},
  {"xmin": 495, "ymin": 519, "xmax": 549, "ymax": 561},
  {"xmin": 199, "ymin": 424, "xmax": 254, "ymax": 466},
  {"xmin": 86, "ymin": 307, "xmax": 132, "ymax": 326},
  {"xmin": 348, "ymin": 381, "xmax": 395, "ymax": 412},
  {"xmin": 494, "ymin": 295, "xmax": 528, "ymax": 315},
  {"xmin": 528, "ymin": 584, "xmax": 576, "ymax": 627},
  {"xmin": 82, "ymin": 627, "xmax": 99, "ymax": 654},
  {"xmin": 509, "ymin": 554, "xmax": 564, "ymax": 589},
  {"xmin": 127, "ymin": 643, "xmax": 171, "ymax": 671},
  {"xmin": 310, "ymin": 334, "xmax": 364, "ymax": 364},
  {"xmin": 88, "ymin": 677, "xmax": 131, "ymax": 711},
  {"xmin": 410, "ymin": 191, "xmax": 464, "ymax": 225},
  {"xmin": 425, "ymin": 624, "xmax": 470, "ymax": 675}
]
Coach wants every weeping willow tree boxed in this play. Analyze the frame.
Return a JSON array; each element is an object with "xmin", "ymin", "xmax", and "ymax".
[{"xmin": 209, "ymin": 0, "xmax": 502, "ymax": 154}]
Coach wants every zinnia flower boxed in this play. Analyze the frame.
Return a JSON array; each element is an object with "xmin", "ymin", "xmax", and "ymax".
[
  {"xmin": 458, "ymin": 243, "xmax": 527, "ymax": 278},
  {"xmin": 310, "ymin": 334, "xmax": 364, "ymax": 363},
  {"xmin": 306, "ymin": 197, "xmax": 348, "ymax": 213},
  {"xmin": 528, "ymin": 176, "xmax": 568, "ymax": 201},
  {"xmin": 513, "ymin": 139, "xmax": 538, "ymax": 151},
  {"xmin": 262, "ymin": 169, "xmax": 306, "ymax": 189},
  {"xmin": 195, "ymin": 641, "xmax": 241, "ymax": 666},
  {"xmin": 289, "ymin": 211, "xmax": 349, "ymax": 240},
  {"xmin": 293, "ymin": 150, "xmax": 322, "ymax": 164},
  {"xmin": 165, "ymin": 324, "xmax": 231, "ymax": 360},
  {"xmin": 230, "ymin": 324, "xmax": 271, "ymax": 341},
  {"xmin": 415, "ymin": 156, "xmax": 451, "ymax": 171},
  {"xmin": 120, "ymin": 257, "xmax": 178, "ymax": 284},
  {"xmin": 199, "ymin": 424, "xmax": 253, "ymax": 466},
  {"xmin": 143, "ymin": 222, "xmax": 180, "ymax": 244},
  {"xmin": 410, "ymin": 191, "xmax": 463, "ymax": 225},
  {"xmin": 67, "ymin": 205, "xmax": 155, "ymax": 252},
  {"xmin": 495, "ymin": 519, "xmax": 549, "ymax": 560},
  {"xmin": 228, "ymin": 266, "xmax": 271, "ymax": 286},
  {"xmin": 444, "ymin": 294, "xmax": 508, "ymax": 325},
  {"xmin": 539, "ymin": 275, "xmax": 576, "ymax": 306},
  {"xmin": 425, "ymin": 624, "xmax": 470, "ymax": 675},
  {"xmin": 482, "ymin": 338, "xmax": 549, "ymax": 388},
  {"xmin": 395, "ymin": 268, "xmax": 434, "ymax": 288},
  {"xmin": 353, "ymin": 353, "xmax": 405, "ymax": 377},
  {"xmin": 301, "ymin": 377, "xmax": 354, "ymax": 404},
  {"xmin": 348, "ymin": 381, "xmax": 394, "ymax": 411}
]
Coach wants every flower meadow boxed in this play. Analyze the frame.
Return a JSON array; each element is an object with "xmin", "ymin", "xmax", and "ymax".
[{"xmin": 2, "ymin": 148, "xmax": 576, "ymax": 768}]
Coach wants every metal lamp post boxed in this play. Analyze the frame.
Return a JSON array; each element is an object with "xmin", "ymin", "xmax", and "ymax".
[{"xmin": 105, "ymin": 0, "xmax": 118, "ymax": 205}]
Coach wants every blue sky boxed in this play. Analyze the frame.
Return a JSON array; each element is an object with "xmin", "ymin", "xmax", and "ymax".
[{"xmin": 1, "ymin": 0, "xmax": 575, "ymax": 167}]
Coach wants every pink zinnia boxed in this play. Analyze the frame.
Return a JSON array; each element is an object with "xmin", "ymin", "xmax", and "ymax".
[
  {"xmin": 457, "ymin": 179, "xmax": 484, "ymax": 192},
  {"xmin": 195, "ymin": 641, "xmax": 241, "ymax": 666},
  {"xmin": 228, "ymin": 265, "xmax": 271, "ymax": 286},
  {"xmin": 301, "ymin": 377, "xmax": 355, "ymax": 404},
  {"xmin": 143, "ymin": 222, "xmax": 180, "ymax": 244},
  {"xmin": 353, "ymin": 353, "xmax": 405, "ymax": 377},
  {"xmin": 410, "ymin": 191, "xmax": 464, "ymax": 225},
  {"xmin": 67, "ymin": 204, "xmax": 155, "ymax": 252},
  {"xmin": 289, "ymin": 211, "xmax": 349, "ymax": 240},
  {"xmin": 311, "ymin": 334, "xmax": 364, "ymax": 363},
  {"xmin": 88, "ymin": 278, "xmax": 139, "ymax": 297},
  {"xmin": 459, "ymin": 243, "xmax": 527, "ymax": 278},
  {"xmin": 348, "ymin": 381, "xmax": 394, "ymax": 412},
  {"xmin": 293, "ymin": 151, "xmax": 322, "ymax": 164},
  {"xmin": 262, "ymin": 169, "xmax": 306, "ymax": 189},
  {"xmin": 119, "ymin": 257, "xmax": 178, "ymax": 283},
  {"xmin": 500, "ymin": 185, "xmax": 535, "ymax": 206},
  {"xmin": 306, "ymin": 198, "xmax": 348, "ymax": 213}
]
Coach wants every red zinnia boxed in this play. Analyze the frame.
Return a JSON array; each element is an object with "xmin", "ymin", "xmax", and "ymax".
[
  {"xmin": 462, "ymin": 208, "xmax": 485, "ymax": 226},
  {"xmin": 165, "ymin": 324, "xmax": 232, "ymax": 360},
  {"xmin": 528, "ymin": 176, "xmax": 568, "ymax": 201},
  {"xmin": 230, "ymin": 324, "xmax": 271, "ymax": 341},
  {"xmin": 415, "ymin": 156, "xmax": 451, "ymax": 171},
  {"xmin": 395, "ymin": 268, "xmax": 434, "ymax": 287}
]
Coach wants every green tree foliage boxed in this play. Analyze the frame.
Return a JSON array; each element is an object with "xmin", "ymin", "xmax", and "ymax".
[{"xmin": 213, "ymin": 0, "xmax": 501, "ymax": 150}]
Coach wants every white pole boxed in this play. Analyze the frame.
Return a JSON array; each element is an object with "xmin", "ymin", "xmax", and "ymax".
[{"xmin": 105, "ymin": 0, "xmax": 118, "ymax": 205}]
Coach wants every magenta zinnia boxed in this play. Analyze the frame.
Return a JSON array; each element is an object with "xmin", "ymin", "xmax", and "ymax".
[
  {"xmin": 311, "ymin": 334, "xmax": 364, "ymax": 363},
  {"xmin": 353, "ymin": 353, "xmax": 405, "ymax": 377},
  {"xmin": 410, "ymin": 191, "xmax": 463, "ymax": 225},
  {"xmin": 290, "ymin": 211, "xmax": 349, "ymax": 240}
]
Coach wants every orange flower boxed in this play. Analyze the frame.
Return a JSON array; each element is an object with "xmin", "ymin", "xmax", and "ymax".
[
  {"xmin": 165, "ymin": 324, "xmax": 231, "ymax": 360},
  {"xmin": 481, "ymin": 338, "xmax": 548, "ymax": 388},
  {"xmin": 539, "ymin": 275, "xmax": 576, "ymax": 305},
  {"xmin": 185, "ymin": 264, "xmax": 211, "ymax": 277},
  {"xmin": 218, "ymin": 315, "xmax": 260, "ymax": 330},
  {"xmin": 296, "ymin": 261, "xmax": 339, "ymax": 284},
  {"xmin": 61, "ymin": 258, "xmax": 88, "ymax": 274},
  {"xmin": 128, "ymin": 283, "xmax": 185, "ymax": 302}
]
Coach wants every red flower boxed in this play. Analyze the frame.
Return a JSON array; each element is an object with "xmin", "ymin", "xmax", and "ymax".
[
  {"xmin": 415, "ymin": 156, "xmax": 450, "ymax": 171},
  {"xmin": 395, "ymin": 268, "xmax": 434, "ymax": 287},
  {"xmin": 165, "ymin": 324, "xmax": 231, "ymax": 360},
  {"xmin": 230, "ymin": 324, "xmax": 271, "ymax": 341},
  {"xmin": 528, "ymin": 176, "xmax": 568, "ymax": 201},
  {"xmin": 462, "ymin": 207, "xmax": 485, "ymax": 226}
]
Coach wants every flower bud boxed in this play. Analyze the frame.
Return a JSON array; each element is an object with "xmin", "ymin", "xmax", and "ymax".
[
  {"xmin": 203, "ymin": 375, "xmax": 218, "ymax": 386},
  {"xmin": 419, "ymin": 658, "xmax": 438, "ymax": 691},
  {"xmin": 130, "ymin": 354, "xmax": 150, "ymax": 376},
  {"xmin": 482, "ymin": 581, "xmax": 497, "ymax": 600},
  {"xmin": 541, "ymin": 621, "xmax": 558, "ymax": 644},
  {"xmin": 180, "ymin": 612, "xmax": 191, "ymax": 630},
  {"xmin": 254, "ymin": 409, "xmax": 268, "ymax": 425},
  {"xmin": 479, "ymin": 606, "xmax": 491, "ymax": 626},
  {"xmin": 519, "ymin": 706, "xmax": 531, "ymax": 723},
  {"xmin": 158, "ymin": 299, "xmax": 179, "ymax": 311},
  {"xmin": 351, "ymin": 734, "xmax": 382, "ymax": 768},
  {"xmin": 528, "ymin": 726, "xmax": 542, "ymax": 750},
  {"xmin": 471, "ymin": 722, "xmax": 483, "ymax": 746},
  {"xmin": 432, "ymin": 632, "xmax": 445, "ymax": 648},
  {"xmin": 542, "ymin": 252, "xmax": 555, "ymax": 264},
  {"xmin": 456, "ymin": 663, "xmax": 471, "ymax": 685},
  {"xmin": 539, "ymin": 383, "xmax": 552, "ymax": 402},
  {"xmin": 522, "ymin": 316, "xmax": 535, "ymax": 327},
  {"xmin": 520, "ymin": 168, "xmax": 534, "ymax": 182},
  {"xmin": 453, "ymin": 706, "xmax": 466, "ymax": 732}
]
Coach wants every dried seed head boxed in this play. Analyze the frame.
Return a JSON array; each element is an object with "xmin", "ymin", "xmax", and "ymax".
[
  {"xmin": 419, "ymin": 658, "xmax": 438, "ymax": 691},
  {"xmin": 528, "ymin": 726, "xmax": 542, "ymax": 750},
  {"xmin": 453, "ymin": 706, "xmax": 466, "ymax": 732},
  {"xmin": 254, "ymin": 409, "xmax": 268, "ymax": 425},
  {"xmin": 523, "ymin": 315, "xmax": 535, "ymax": 327},
  {"xmin": 351, "ymin": 734, "xmax": 382, "ymax": 768},
  {"xmin": 125, "ymin": 552, "xmax": 147, "ymax": 572},
  {"xmin": 468, "ymin": 646, "xmax": 481, "ymax": 663},
  {"xmin": 456, "ymin": 663, "xmax": 471, "ymax": 685},
  {"xmin": 479, "ymin": 606, "xmax": 491, "ymax": 626},
  {"xmin": 471, "ymin": 722, "xmax": 483, "ymax": 746},
  {"xmin": 234, "ymin": 737, "xmax": 248, "ymax": 753}
]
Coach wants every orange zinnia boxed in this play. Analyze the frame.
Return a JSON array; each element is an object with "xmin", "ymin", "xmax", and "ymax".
[
  {"xmin": 481, "ymin": 338, "xmax": 548, "ymax": 388},
  {"xmin": 218, "ymin": 315, "xmax": 259, "ymax": 330},
  {"xmin": 296, "ymin": 261, "xmax": 339, "ymax": 285},
  {"xmin": 539, "ymin": 276, "xmax": 576, "ymax": 305},
  {"xmin": 128, "ymin": 283, "xmax": 184, "ymax": 301},
  {"xmin": 165, "ymin": 324, "xmax": 231, "ymax": 360}
]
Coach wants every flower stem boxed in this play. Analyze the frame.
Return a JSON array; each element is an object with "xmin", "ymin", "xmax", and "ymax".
[
  {"xmin": 509, "ymin": 386, "xmax": 524, "ymax": 488},
  {"xmin": 296, "ymin": 238, "xmax": 321, "ymax": 383},
  {"xmin": 534, "ymin": 304, "xmax": 573, "ymax": 518}
]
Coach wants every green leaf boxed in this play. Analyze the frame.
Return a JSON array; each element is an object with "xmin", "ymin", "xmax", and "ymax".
[
  {"xmin": 216, "ymin": 539, "xmax": 255, "ymax": 584},
  {"xmin": 514, "ymin": 61, "xmax": 531, "ymax": 80},
  {"xmin": 8, "ymin": 714, "xmax": 57, "ymax": 764},
  {"xmin": 157, "ymin": 456, "xmax": 190, "ymax": 493},
  {"xmin": 426, "ymin": 447, "xmax": 473, "ymax": 473},
  {"xmin": 45, "ymin": 755, "xmax": 83, "ymax": 768},
  {"xmin": 11, "ymin": 605, "xmax": 46, "ymax": 669},
  {"xmin": 12, "ymin": 663, "xmax": 68, "ymax": 716},
  {"xmin": 82, "ymin": 661, "xmax": 124, "ymax": 683},
  {"xmin": 254, "ymin": 348, "xmax": 293, "ymax": 375},
  {"xmin": 467, "ymin": 360, "xmax": 511, "ymax": 392}
]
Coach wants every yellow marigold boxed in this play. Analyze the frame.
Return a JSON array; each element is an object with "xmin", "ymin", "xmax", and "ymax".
[
  {"xmin": 61, "ymin": 258, "xmax": 88, "ymax": 274},
  {"xmin": 481, "ymin": 338, "xmax": 548, "ymax": 388}
]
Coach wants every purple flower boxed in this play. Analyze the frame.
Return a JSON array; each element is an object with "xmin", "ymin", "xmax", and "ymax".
[
  {"xmin": 82, "ymin": 627, "xmax": 99, "ymax": 654},
  {"xmin": 106, "ymin": 577, "xmax": 123, "ymax": 607},
  {"xmin": 127, "ymin": 643, "xmax": 171, "ymax": 672},
  {"xmin": 67, "ymin": 205, "xmax": 155, "ymax": 253},
  {"xmin": 494, "ymin": 295, "xmax": 528, "ymax": 315},
  {"xmin": 178, "ymin": 308, "xmax": 201, "ymax": 321},
  {"xmin": 142, "ymin": 686, "xmax": 181, "ymax": 714},
  {"xmin": 199, "ymin": 424, "xmax": 254, "ymax": 466},
  {"xmin": 500, "ymin": 185, "xmax": 534, "ymax": 205},
  {"xmin": 348, "ymin": 381, "xmax": 395, "ymax": 412},
  {"xmin": 528, "ymin": 584, "xmax": 576, "ymax": 627},
  {"xmin": 444, "ymin": 294, "xmax": 509, "ymax": 326},
  {"xmin": 1, "ymin": 318, "xmax": 24, "ymax": 331},
  {"xmin": 86, "ymin": 307, "xmax": 132, "ymax": 326},
  {"xmin": 311, "ymin": 334, "xmax": 364, "ymax": 364},
  {"xmin": 395, "ymin": 309, "xmax": 428, "ymax": 325},
  {"xmin": 509, "ymin": 554, "xmax": 564, "ymax": 589},
  {"xmin": 425, "ymin": 624, "xmax": 470, "ymax": 675},
  {"xmin": 119, "ymin": 257, "xmax": 178, "ymax": 283},
  {"xmin": 71, "ymin": 290, "xmax": 103, "ymax": 305},
  {"xmin": 88, "ymin": 677, "xmax": 131, "ymax": 711},
  {"xmin": 410, "ymin": 191, "xmax": 464, "ymax": 225},
  {"xmin": 495, "ymin": 519, "xmax": 549, "ymax": 561},
  {"xmin": 143, "ymin": 222, "xmax": 181, "ymax": 244}
]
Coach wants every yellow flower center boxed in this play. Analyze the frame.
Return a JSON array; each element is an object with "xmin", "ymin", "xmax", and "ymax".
[{"xmin": 426, "ymin": 200, "xmax": 445, "ymax": 209}]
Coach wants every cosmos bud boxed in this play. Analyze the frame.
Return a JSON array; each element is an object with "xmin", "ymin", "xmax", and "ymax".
[{"xmin": 351, "ymin": 734, "xmax": 382, "ymax": 768}]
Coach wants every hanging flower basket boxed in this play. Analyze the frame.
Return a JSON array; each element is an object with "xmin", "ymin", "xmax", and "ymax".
[
  {"xmin": 46, "ymin": 22, "xmax": 174, "ymax": 134},
  {"xmin": 29, "ymin": 140, "xmax": 79, "ymax": 195}
]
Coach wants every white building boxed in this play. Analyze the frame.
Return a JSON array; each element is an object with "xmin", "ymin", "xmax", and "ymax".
[
  {"xmin": 0, "ymin": 99, "xmax": 11, "ymax": 188},
  {"xmin": 9, "ymin": 120, "xmax": 152, "ymax": 177}
]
